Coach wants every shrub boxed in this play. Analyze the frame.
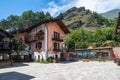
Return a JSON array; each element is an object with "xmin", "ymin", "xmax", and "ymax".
[
  {"xmin": 40, "ymin": 60, "xmax": 48, "ymax": 64},
  {"xmin": 47, "ymin": 57, "xmax": 54, "ymax": 63},
  {"xmin": 34, "ymin": 59, "xmax": 40, "ymax": 63}
]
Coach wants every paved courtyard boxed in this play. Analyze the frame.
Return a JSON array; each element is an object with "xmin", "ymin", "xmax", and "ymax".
[{"xmin": 0, "ymin": 61, "xmax": 120, "ymax": 80}]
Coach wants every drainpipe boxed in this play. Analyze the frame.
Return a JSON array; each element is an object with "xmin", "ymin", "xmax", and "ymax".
[{"xmin": 44, "ymin": 24, "xmax": 48, "ymax": 61}]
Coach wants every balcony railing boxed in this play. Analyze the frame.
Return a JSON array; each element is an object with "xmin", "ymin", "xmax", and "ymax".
[
  {"xmin": 25, "ymin": 35, "xmax": 37, "ymax": 43},
  {"xmin": 53, "ymin": 48, "xmax": 61, "ymax": 51},
  {"xmin": 0, "ymin": 42, "xmax": 13, "ymax": 51},
  {"xmin": 52, "ymin": 35, "xmax": 64, "ymax": 42},
  {"xmin": 25, "ymin": 35, "xmax": 44, "ymax": 43}
]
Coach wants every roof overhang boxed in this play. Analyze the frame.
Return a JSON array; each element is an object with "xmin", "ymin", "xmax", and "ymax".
[
  {"xmin": 0, "ymin": 29, "xmax": 13, "ymax": 38},
  {"xmin": 19, "ymin": 19, "xmax": 70, "ymax": 34}
]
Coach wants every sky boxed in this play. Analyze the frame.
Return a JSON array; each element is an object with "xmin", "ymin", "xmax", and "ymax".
[{"xmin": 0, "ymin": 0, "xmax": 120, "ymax": 20}]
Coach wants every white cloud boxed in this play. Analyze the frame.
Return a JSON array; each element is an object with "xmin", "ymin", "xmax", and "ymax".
[
  {"xmin": 43, "ymin": 0, "xmax": 120, "ymax": 17},
  {"xmin": 42, "ymin": 1, "xmax": 72, "ymax": 17},
  {"xmin": 73, "ymin": 0, "xmax": 120, "ymax": 13}
]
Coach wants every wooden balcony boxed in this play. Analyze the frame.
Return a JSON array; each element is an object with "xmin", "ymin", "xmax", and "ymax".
[
  {"xmin": 25, "ymin": 36, "xmax": 37, "ymax": 43},
  {"xmin": 52, "ymin": 35, "xmax": 63, "ymax": 42},
  {"xmin": 0, "ymin": 42, "xmax": 13, "ymax": 52},
  {"xmin": 36, "ymin": 36, "xmax": 44, "ymax": 41},
  {"xmin": 25, "ymin": 35, "xmax": 44, "ymax": 43},
  {"xmin": 53, "ymin": 48, "xmax": 61, "ymax": 51}
]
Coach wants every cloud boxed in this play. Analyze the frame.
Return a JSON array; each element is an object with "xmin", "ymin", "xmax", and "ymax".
[
  {"xmin": 73, "ymin": 0, "xmax": 120, "ymax": 13},
  {"xmin": 42, "ymin": 1, "xmax": 72, "ymax": 17},
  {"xmin": 43, "ymin": 0, "xmax": 120, "ymax": 17}
]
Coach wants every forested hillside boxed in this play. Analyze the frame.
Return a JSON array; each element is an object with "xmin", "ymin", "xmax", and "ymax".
[
  {"xmin": 65, "ymin": 27, "xmax": 120, "ymax": 49},
  {"xmin": 101, "ymin": 9, "xmax": 120, "ymax": 19},
  {"xmin": 56, "ymin": 7, "xmax": 110, "ymax": 30},
  {"xmin": 0, "ymin": 10, "xmax": 52, "ymax": 31}
]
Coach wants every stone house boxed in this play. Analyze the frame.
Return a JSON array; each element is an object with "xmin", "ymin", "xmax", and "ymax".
[{"xmin": 16, "ymin": 19, "xmax": 69, "ymax": 60}]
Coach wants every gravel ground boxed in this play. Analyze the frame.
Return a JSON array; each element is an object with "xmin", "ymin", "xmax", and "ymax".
[{"xmin": 0, "ymin": 61, "xmax": 120, "ymax": 80}]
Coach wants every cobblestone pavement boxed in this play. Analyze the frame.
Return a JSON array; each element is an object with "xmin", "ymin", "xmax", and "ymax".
[{"xmin": 0, "ymin": 61, "xmax": 120, "ymax": 80}]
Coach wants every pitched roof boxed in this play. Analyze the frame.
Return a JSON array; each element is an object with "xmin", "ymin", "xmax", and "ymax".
[
  {"xmin": 0, "ymin": 29, "xmax": 13, "ymax": 38},
  {"xmin": 21, "ymin": 19, "xmax": 70, "ymax": 34}
]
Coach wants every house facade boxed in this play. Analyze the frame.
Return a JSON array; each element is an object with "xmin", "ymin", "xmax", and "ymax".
[
  {"xmin": 17, "ymin": 19, "xmax": 69, "ymax": 60},
  {"xmin": 0, "ymin": 29, "xmax": 13, "ymax": 61}
]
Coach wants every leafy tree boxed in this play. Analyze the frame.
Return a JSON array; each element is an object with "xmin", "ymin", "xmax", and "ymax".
[
  {"xmin": 0, "ymin": 19, "xmax": 11, "ymax": 30},
  {"xmin": 45, "ymin": 12, "xmax": 52, "ymax": 19},
  {"xmin": 0, "ymin": 10, "xmax": 52, "ymax": 30},
  {"xmin": 7, "ymin": 15, "xmax": 19, "ymax": 22},
  {"xmin": 12, "ymin": 38, "xmax": 26, "ymax": 54},
  {"xmin": 21, "ymin": 10, "xmax": 35, "ymax": 20},
  {"xmin": 65, "ymin": 27, "xmax": 120, "ymax": 49}
]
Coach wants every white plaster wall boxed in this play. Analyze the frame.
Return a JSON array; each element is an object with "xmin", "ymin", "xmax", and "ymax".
[
  {"xmin": 33, "ymin": 51, "xmax": 46, "ymax": 60},
  {"xmin": 30, "ymin": 24, "xmax": 44, "ymax": 35},
  {"xmin": 44, "ymin": 24, "xmax": 48, "ymax": 60},
  {"xmin": 33, "ymin": 52, "xmax": 61, "ymax": 60},
  {"xmin": 48, "ymin": 53, "xmax": 60, "ymax": 59}
]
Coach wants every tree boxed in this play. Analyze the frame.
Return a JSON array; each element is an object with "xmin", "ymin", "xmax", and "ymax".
[
  {"xmin": 21, "ymin": 10, "xmax": 35, "ymax": 20},
  {"xmin": 45, "ymin": 12, "xmax": 52, "ymax": 19},
  {"xmin": 7, "ymin": 15, "xmax": 19, "ymax": 22},
  {"xmin": 0, "ymin": 19, "xmax": 11, "ymax": 30},
  {"xmin": 12, "ymin": 38, "xmax": 26, "ymax": 54},
  {"xmin": 35, "ymin": 11, "xmax": 45, "ymax": 21}
]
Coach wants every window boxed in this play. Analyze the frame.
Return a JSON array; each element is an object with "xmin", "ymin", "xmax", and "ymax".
[
  {"xmin": 3, "ymin": 41, "xmax": 10, "ymax": 49},
  {"xmin": 53, "ymin": 42, "xmax": 60, "ymax": 49},
  {"xmin": 53, "ymin": 32, "xmax": 60, "ymax": 39},
  {"xmin": 36, "ymin": 42, "xmax": 42, "ymax": 49},
  {"xmin": 54, "ymin": 42, "xmax": 57, "ymax": 49}
]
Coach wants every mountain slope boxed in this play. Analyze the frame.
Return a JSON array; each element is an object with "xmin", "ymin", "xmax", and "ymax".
[
  {"xmin": 56, "ymin": 7, "xmax": 110, "ymax": 30},
  {"xmin": 101, "ymin": 9, "xmax": 120, "ymax": 19}
]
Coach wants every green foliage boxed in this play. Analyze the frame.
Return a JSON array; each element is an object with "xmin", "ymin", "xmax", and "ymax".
[
  {"xmin": 12, "ymin": 38, "xmax": 27, "ymax": 54},
  {"xmin": 58, "ymin": 7, "xmax": 111, "ymax": 29},
  {"xmin": 34, "ymin": 59, "xmax": 40, "ymax": 63},
  {"xmin": 34, "ymin": 59, "xmax": 48, "ymax": 63},
  {"xmin": 65, "ymin": 27, "xmax": 120, "ymax": 49},
  {"xmin": 47, "ymin": 57, "xmax": 54, "ymax": 63},
  {"xmin": 0, "ymin": 10, "xmax": 52, "ymax": 30},
  {"xmin": 40, "ymin": 60, "xmax": 49, "ymax": 64},
  {"xmin": 101, "ymin": 9, "xmax": 120, "ymax": 19},
  {"xmin": 65, "ymin": 28, "xmax": 90, "ymax": 49}
]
